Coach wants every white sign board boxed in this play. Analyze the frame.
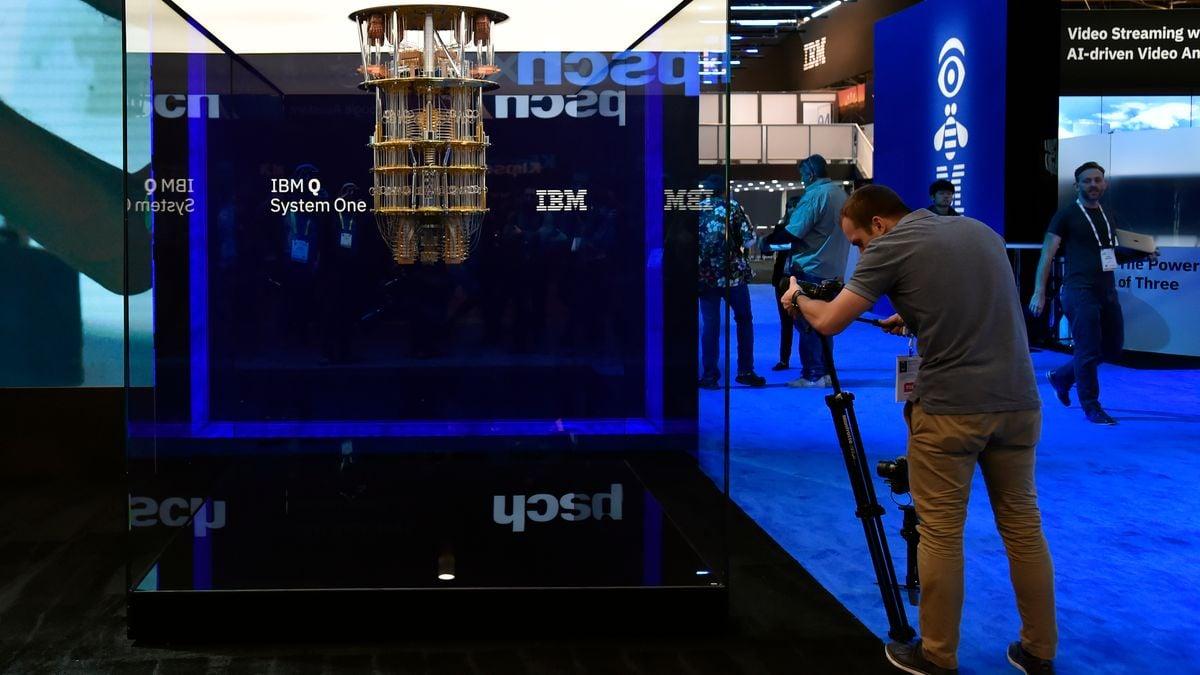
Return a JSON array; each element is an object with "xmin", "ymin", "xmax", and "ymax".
[{"xmin": 1116, "ymin": 247, "xmax": 1200, "ymax": 356}]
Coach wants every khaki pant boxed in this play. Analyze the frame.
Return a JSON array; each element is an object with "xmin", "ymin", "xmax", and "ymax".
[{"xmin": 905, "ymin": 401, "xmax": 1057, "ymax": 669}]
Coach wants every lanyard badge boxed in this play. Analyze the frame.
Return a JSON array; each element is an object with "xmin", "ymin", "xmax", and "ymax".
[
  {"xmin": 895, "ymin": 336, "xmax": 919, "ymax": 403},
  {"xmin": 338, "ymin": 213, "xmax": 354, "ymax": 249},
  {"xmin": 895, "ymin": 355, "xmax": 921, "ymax": 403},
  {"xmin": 1076, "ymin": 200, "xmax": 1117, "ymax": 272}
]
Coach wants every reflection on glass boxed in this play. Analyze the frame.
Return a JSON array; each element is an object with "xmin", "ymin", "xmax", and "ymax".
[{"xmin": 124, "ymin": 0, "xmax": 733, "ymax": 628}]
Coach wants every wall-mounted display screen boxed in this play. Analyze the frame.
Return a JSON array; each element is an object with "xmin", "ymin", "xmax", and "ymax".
[{"xmin": 0, "ymin": 0, "xmax": 153, "ymax": 387}]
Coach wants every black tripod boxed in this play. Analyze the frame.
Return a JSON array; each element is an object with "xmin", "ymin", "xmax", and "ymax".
[{"xmin": 818, "ymin": 332, "xmax": 916, "ymax": 643}]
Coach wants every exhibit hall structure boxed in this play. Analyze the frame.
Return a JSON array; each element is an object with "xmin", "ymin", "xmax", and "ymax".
[{"xmin": 122, "ymin": 0, "xmax": 735, "ymax": 639}]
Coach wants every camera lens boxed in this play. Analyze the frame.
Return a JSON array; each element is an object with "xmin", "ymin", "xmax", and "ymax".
[{"xmin": 877, "ymin": 460, "xmax": 896, "ymax": 479}]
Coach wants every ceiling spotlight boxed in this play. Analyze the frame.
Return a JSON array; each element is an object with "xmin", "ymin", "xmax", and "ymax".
[
  {"xmin": 811, "ymin": 1, "xmax": 842, "ymax": 18},
  {"xmin": 731, "ymin": 5, "xmax": 814, "ymax": 10},
  {"xmin": 730, "ymin": 19, "xmax": 796, "ymax": 26}
]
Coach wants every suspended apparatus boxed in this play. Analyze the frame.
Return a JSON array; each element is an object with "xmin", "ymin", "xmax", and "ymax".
[{"xmin": 350, "ymin": 5, "xmax": 507, "ymax": 264}]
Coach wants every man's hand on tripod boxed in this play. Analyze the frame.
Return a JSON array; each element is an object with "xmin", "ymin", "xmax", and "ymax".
[{"xmin": 879, "ymin": 313, "xmax": 910, "ymax": 337}]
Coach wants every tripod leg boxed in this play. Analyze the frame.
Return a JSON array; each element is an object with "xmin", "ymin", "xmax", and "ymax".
[{"xmin": 821, "ymin": 335, "xmax": 915, "ymax": 643}]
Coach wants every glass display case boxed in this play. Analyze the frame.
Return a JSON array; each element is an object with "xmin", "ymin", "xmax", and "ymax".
[{"xmin": 124, "ymin": 0, "xmax": 735, "ymax": 638}]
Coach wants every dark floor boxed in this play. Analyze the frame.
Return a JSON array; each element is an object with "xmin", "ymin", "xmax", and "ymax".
[{"xmin": 0, "ymin": 474, "xmax": 894, "ymax": 674}]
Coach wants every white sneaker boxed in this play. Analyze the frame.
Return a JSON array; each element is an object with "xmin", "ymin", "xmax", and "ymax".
[{"xmin": 787, "ymin": 375, "xmax": 831, "ymax": 388}]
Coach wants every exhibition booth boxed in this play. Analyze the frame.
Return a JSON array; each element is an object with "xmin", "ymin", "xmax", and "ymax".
[
  {"xmin": 118, "ymin": 1, "xmax": 1200, "ymax": 667},
  {"xmin": 121, "ymin": 0, "xmax": 736, "ymax": 638}
]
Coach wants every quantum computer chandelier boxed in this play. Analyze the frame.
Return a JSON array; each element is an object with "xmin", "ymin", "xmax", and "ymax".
[{"xmin": 350, "ymin": 4, "xmax": 507, "ymax": 264}]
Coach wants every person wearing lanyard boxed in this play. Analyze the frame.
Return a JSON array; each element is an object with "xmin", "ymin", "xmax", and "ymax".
[{"xmin": 1029, "ymin": 161, "xmax": 1124, "ymax": 425}]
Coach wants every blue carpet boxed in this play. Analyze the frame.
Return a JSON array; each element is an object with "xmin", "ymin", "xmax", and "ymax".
[{"xmin": 699, "ymin": 284, "xmax": 1200, "ymax": 674}]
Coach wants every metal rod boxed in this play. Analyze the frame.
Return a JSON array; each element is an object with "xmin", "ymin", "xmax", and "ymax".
[{"xmin": 423, "ymin": 12, "xmax": 435, "ymax": 74}]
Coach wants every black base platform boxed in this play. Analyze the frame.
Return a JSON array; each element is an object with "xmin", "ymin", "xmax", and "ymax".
[
  {"xmin": 126, "ymin": 451, "xmax": 729, "ymax": 641},
  {"xmin": 128, "ymin": 585, "xmax": 728, "ymax": 642}
]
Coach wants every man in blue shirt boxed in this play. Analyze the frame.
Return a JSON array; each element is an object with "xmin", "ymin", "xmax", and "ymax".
[{"xmin": 784, "ymin": 155, "xmax": 850, "ymax": 387}]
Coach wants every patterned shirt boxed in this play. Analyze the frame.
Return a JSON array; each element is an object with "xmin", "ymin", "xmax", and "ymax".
[{"xmin": 697, "ymin": 197, "xmax": 755, "ymax": 289}]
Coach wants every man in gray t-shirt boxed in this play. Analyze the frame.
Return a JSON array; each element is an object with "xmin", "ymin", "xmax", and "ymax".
[
  {"xmin": 843, "ymin": 209, "xmax": 1040, "ymax": 414},
  {"xmin": 780, "ymin": 185, "xmax": 1056, "ymax": 675}
]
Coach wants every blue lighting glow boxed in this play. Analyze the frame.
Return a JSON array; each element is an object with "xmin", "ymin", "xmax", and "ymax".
[
  {"xmin": 188, "ymin": 53, "xmax": 210, "ymax": 429},
  {"xmin": 172, "ymin": 71, "xmax": 674, "ymax": 440}
]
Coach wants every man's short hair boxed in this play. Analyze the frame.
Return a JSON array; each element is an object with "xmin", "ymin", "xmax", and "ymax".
[
  {"xmin": 1074, "ymin": 161, "xmax": 1105, "ymax": 181},
  {"xmin": 840, "ymin": 185, "xmax": 911, "ymax": 231},
  {"xmin": 798, "ymin": 154, "xmax": 829, "ymax": 179},
  {"xmin": 929, "ymin": 179, "xmax": 955, "ymax": 196}
]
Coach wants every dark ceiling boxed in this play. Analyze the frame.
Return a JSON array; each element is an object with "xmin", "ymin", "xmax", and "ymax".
[
  {"xmin": 722, "ymin": 0, "xmax": 848, "ymax": 68},
  {"xmin": 720, "ymin": 0, "xmax": 1200, "ymax": 74}
]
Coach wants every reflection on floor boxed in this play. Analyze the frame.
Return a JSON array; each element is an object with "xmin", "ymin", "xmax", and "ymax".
[{"xmin": 701, "ymin": 284, "xmax": 1200, "ymax": 675}]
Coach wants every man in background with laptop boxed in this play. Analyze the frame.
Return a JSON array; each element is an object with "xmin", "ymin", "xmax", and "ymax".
[{"xmin": 1028, "ymin": 161, "xmax": 1155, "ymax": 425}]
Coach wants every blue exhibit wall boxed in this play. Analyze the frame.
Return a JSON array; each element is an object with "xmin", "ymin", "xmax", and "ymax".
[
  {"xmin": 871, "ymin": 0, "xmax": 1060, "ymax": 321},
  {"xmin": 874, "ymin": 0, "xmax": 1008, "ymax": 234}
]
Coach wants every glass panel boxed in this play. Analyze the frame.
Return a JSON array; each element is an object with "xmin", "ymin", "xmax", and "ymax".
[
  {"xmin": 730, "ymin": 125, "xmax": 763, "ymax": 161},
  {"xmin": 699, "ymin": 92, "xmax": 721, "ymax": 125},
  {"xmin": 760, "ymin": 93, "xmax": 799, "ymax": 125},
  {"xmin": 766, "ymin": 125, "xmax": 811, "ymax": 162},
  {"xmin": 730, "ymin": 93, "xmax": 760, "ymax": 124},
  {"xmin": 809, "ymin": 124, "xmax": 856, "ymax": 161},
  {"xmin": 125, "ymin": 0, "xmax": 730, "ymax": 634}
]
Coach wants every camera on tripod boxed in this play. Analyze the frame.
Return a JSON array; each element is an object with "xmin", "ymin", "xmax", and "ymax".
[
  {"xmin": 876, "ymin": 455, "xmax": 921, "ymax": 604},
  {"xmin": 877, "ymin": 456, "xmax": 910, "ymax": 495},
  {"xmin": 779, "ymin": 277, "xmax": 845, "ymax": 303}
]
